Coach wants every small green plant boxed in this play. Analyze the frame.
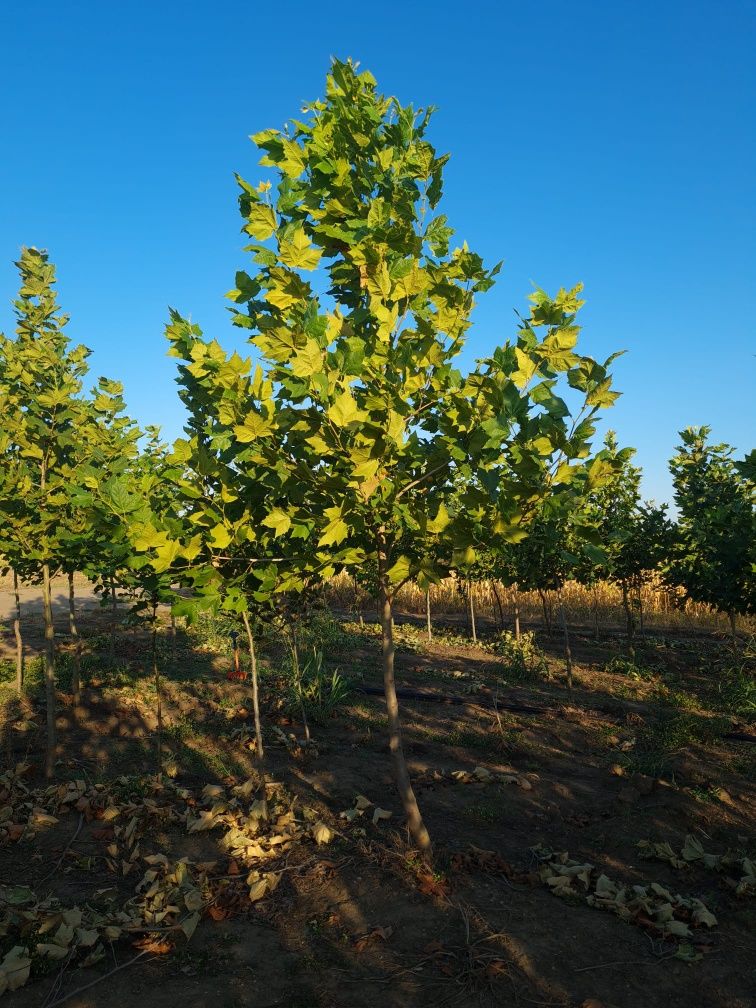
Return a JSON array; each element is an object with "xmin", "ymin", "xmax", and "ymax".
[
  {"xmin": 288, "ymin": 650, "xmax": 352, "ymax": 724},
  {"xmin": 605, "ymin": 655, "xmax": 656, "ymax": 681},
  {"xmin": 491, "ymin": 631, "xmax": 549, "ymax": 682},
  {"xmin": 713, "ymin": 667, "xmax": 756, "ymax": 717}
]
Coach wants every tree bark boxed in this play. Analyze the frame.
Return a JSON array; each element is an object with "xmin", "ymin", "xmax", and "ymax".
[
  {"xmin": 491, "ymin": 581, "xmax": 506, "ymax": 631},
  {"xmin": 151, "ymin": 599, "xmax": 163, "ymax": 783},
  {"xmin": 538, "ymin": 589, "xmax": 552, "ymax": 637},
  {"xmin": 621, "ymin": 582, "xmax": 636, "ymax": 659},
  {"xmin": 425, "ymin": 589, "xmax": 432, "ymax": 642},
  {"xmin": 13, "ymin": 571, "xmax": 24, "ymax": 692},
  {"xmin": 68, "ymin": 571, "xmax": 81, "ymax": 704},
  {"xmin": 592, "ymin": 587, "xmax": 599, "ymax": 641},
  {"xmin": 513, "ymin": 594, "xmax": 521, "ymax": 641},
  {"xmin": 42, "ymin": 562, "xmax": 56, "ymax": 779},
  {"xmin": 558, "ymin": 598, "xmax": 573, "ymax": 693},
  {"xmin": 109, "ymin": 577, "xmax": 118, "ymax": 666},
  {"xmin": 468, "ymin": 579, "xmax": 477, "ymax": 644},
  {"xmin": 242, "ymin": 611, "xmax": 264, "ymax": 762},
  {"xmin": 376, "ymin": 556, "xmax": 431, "ymax": 855},
  {"xmin": 170, "ymin": 612, "xmax": 177, "ymax": 662}
]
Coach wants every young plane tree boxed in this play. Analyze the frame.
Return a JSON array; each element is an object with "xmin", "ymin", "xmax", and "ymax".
[
  {"xmin": 667, "ymin": 427, "xmax": 755, "ymax": 642},
  {"xmin": 0, "ymin": 249, "xmax": 139, "ymax": 770},
  {"xmin": 213, "ymin": 60, "xmax": 623, "ymax": 854}
]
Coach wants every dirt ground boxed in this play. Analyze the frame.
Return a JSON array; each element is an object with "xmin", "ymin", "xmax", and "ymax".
[{"xmin": 1, "ymin": 605, "xmax": 754, "ymax": 1008}]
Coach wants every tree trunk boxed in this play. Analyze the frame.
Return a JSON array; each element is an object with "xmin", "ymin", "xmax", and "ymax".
[
  {"xmin": 491, "ymin": 581, "xmax": 506, "ymax": 631},
  {"xmin": 538, "ymin": 589, "xmax": 552, "ymax": 637},
  {"xmin": 378, "ymin": 583, "xmax": 432, "ymax": 855},
  {"xmin": 12, "ymin": 571, "xmax": 24, "ymax": 692},
  {"xmin": 109, "ymin": 577, "xmax": 118, "ymax": 666},
  {"xmin": 170, "ymin": 612, "xmax": 177, "ymax": 662},
  {"xmin": 728, "ymin": 610, "xmax": 737, "ymax": 648},
  {"xmin": 513, "ymin": 592, "xmax": 521, "ymax": 641},
  {"xmin": 425, "ymin": 589, "xmax": 432, "ymax": 642},
  {"xmin": 558, "ymin": 598, "xmax": 573, "ymax": 693},
  {"xmin": 242, "ymin": 611, "xmax": 264, "ymax": 762},
  {"xmin": 592, "ymin": 587, "xmax": 599, "ymax": 641},
  {"xmin": 42, "ymin": 563, "xmax": 56, "ymax": 779},
  {"xmin": 637, "ymin": 587, "xmax": 645, "ymax": 638},
  {"xmin": 68, "ymin": 572, "xmax": 81, "ymax": 704},
  {"xmin": 468, "ymin": 580, "xmax": 477, "ymax": 644},
  {"xmin": 152, "ymin": 600, "xmax": 163, "ymax": 783},
  {"xmin": 621, "ymin": 582, "xmax": 636, "ymax": 659}
]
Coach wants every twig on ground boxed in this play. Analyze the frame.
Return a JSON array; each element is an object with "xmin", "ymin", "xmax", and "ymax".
[
  {"xmin": 37, "ymin": 814, "xmax": 84, "ymax": 885},
  {"xmin": 44, "ymin": 950, "xmax": 157, "ymax": 1008}
]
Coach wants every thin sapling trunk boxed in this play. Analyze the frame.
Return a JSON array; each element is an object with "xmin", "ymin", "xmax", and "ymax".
[
  {"xmin": 513, "ymin": 598, "xmax": 521, "ymax": 641},
  {"xmin": 242, "ymin": 611, "xmax": 265, "ymax": 762},
  {"xmin": 468, "ymin": 579, "xmax": 477, "ymax": 644},
  {"xmin": 491, "ymin": 581, "xmax": 506, "ymax": 631},
  {"xmin": 170, "ymin": 612, "xmax": 177, "ymax": 662},
  {"xmin": 538, "ymin": 589, "xmax": 552, "ymax": 637},
  {"xmin": 109, "ymin": 577, "xmax": 118, "ymax": 666},
  {"xmin": 151, "ymin": 599, "xmax": 163, "ymax": 783},
  {"xmin": 42, "ymin": 562, "xmax": 56, "ymax": 779},
  {"xmin": 377, "ymin": 546, "xmax": 431, "ymax": 855},
  {"xmin": 13, "ymin": 570, "xmax": 24, "ymax": 692},
  {"xmin": 68, "ymin": 571, "xmax": 81, "ymax": 704},
  {"xmin": 425, "ymin": 589, "xmax": 432, "ymax": 642},
  {"xmin": 621, "ymin": 581, "xmax": 636, "ymax": 659},
  {"xmin": 558, "ymin": 598, "xmax": 573, "ymax": 693}
]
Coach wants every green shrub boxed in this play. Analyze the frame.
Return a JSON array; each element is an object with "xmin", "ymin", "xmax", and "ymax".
[{"xmin": 491, "ymin": 631, "xmax": 549, "ymax": 682}]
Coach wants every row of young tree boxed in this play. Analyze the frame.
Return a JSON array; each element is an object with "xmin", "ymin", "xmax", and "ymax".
[
  {"xmin": 1, "ymin": 62, "xmax": 754, "ymax": 853},
  {"xmin": 462, "ymin": 427, "xmax": 755, "ymax": 651}
]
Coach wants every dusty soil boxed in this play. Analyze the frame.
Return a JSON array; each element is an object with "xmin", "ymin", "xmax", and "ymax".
[{"xmin": 1, "ymin": 611, "xmax": 754, "ymax": 1008}]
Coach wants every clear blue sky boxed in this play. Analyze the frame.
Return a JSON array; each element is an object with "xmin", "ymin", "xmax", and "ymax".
[{"xmin": 1, "ymin": 0, "xmax": 754, "ymax": 503}]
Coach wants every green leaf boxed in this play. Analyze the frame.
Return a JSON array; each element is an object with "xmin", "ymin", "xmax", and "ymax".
[
  {"xmin": 262, "ymin": 508, "xmax": 292, "ymax": 537},
  {"xmin": 244, "ymin": 204, "xmax": 277, "ymax": 241}
]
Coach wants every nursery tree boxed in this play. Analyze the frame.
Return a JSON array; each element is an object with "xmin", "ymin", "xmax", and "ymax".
[
  {"xmin": 0, "ymin": 249, "xmax": 95, "ymax": 775},
  {"xmin": 213, "ymin": 60, "xmax": 623, "ymax": 852},
  {"xmin": 0, "ymin": 249, "xmax": 140, "ymax": 769},
  {"xmin": 667, "ymin": 427, "xmax": 755, "ymax": 641}
]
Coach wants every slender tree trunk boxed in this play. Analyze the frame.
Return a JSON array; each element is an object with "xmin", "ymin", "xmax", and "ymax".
[
  {"xmin": 425, "ymin": 589, "xmax": 432, "ymax": 642},
  {"xmin": 621, "ymin": 582, "xmax": 636, "ymax": 659},
  {"xmin": 376, "ymin": 542, "xmax": 431, "ymax": 856},
  {"xmin": 538, "ymin": 589, "xmax": 552, "ymax": 637},
  {"xmin": 242, "ymin": 611, "xmax": 264, "ymax": 762},
  {"xmin": 42, "ymin": 563, "xmax": 56, "ymax": 779},
  {"xmin": 637, "ymin": 586, "xmax": 645, "ymax": 638},
  {"xmin": 728, "ymin": 610, "xmax": 737, "ymax": 648},
  {"xmin": 491, "ymin": 581, "xmax": 506, "ymax": 631},
  {"xmin": 468, "ymin": 579, "xmax": 477, "ymax": 644},
  {"xmin": 109, "ymin": 577, "xmax": 117, "ymax": 666},
  {"xmin": 559, "ymin": 598, "xmax": 573, "ymax": 693},
  {"xmin": 513, "ymin": 598, "xmax": 521, "ymax": 641},
  {"xmin": 151, "ymin": 600, "xmax": 163, "ymax": 783},
  {"xmin": 68, "ymin": 572, "xmax": 81, "ymax": 704},
  {"xmin": 12, "ymin": 571, "xmax": 24, "ymax": 693},
  {"xmin": 170, "ymin": 612, "xmax": 177, "ymax": 662},
  {"xmin": 289, "ymin": 631, "xmax": 310, "ymax": 744},
  {"xmin": 592, "ymin": 587, "xmax": 599, "ymax": 641}
]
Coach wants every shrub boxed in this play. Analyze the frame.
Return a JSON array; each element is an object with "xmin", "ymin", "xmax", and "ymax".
[{"xmin": 491, "ymin": 631, "xmax": 549, "ymax": 682}]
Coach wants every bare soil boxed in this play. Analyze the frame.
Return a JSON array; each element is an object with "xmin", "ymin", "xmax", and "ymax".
[{"xmin": 1, "ymin": 608, "xmax": 754, "ymax": 1008}]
